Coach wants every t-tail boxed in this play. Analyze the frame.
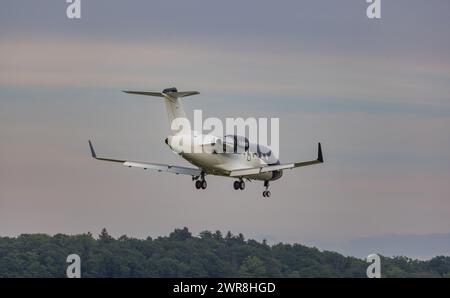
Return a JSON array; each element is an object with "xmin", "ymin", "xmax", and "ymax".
[{"xmin": 122, "ymin": 87, "xmax": 199, "ymax": 134}]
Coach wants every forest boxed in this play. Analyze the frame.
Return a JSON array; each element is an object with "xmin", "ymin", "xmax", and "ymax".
[{"xmin": 1, "ymin": 227, "xmax": 449, "ymax": 277}]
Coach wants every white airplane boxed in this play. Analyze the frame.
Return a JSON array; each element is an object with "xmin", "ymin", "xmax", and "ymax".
[{"xmin": 89, "ymin": 87, "xmax": 323, "ymax": 197}]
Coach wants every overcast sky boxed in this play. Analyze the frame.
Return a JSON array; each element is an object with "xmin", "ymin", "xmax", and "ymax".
[{"xmin": 1, "ymin": 0, "xmax": 450, "ymax": 258}]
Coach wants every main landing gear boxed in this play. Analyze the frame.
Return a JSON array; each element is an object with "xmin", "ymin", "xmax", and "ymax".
[
  {"xmin": 233, "ymin": 179, "xmax": 245, "ymax": 190},
  {"xmin": 262, "ymin": 181, "xmax": 271, "ymax": 198},
  {"xmin": 194, "ymin": 172, "xmax": 207, "ymax": 190}
]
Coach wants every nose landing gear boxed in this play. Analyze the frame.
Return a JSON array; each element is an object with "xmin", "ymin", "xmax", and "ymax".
[{"xmin": 262, "ymin": 181, "xmax": 271, "ymax": 197}]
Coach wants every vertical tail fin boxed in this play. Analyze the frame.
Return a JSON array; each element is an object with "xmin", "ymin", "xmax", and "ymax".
[{"xmin": 123, "ymin": 87, "xmax": 199, "ymax": 134}]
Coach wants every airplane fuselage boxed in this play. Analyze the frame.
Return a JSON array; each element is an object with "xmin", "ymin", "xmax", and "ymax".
[{"xmin": 166, "ymin": 132, "xmax": 283, "ymax": 181}]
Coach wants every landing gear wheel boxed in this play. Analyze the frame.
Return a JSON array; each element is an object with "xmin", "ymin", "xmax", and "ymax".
[
  {"xmin": 233, "ymin": 181, "xmax": 240, "ymax": 190},
  {"xmin": 201, "ymin": 180, "xmax": 207, "ymax": 189},
  {"xmin": 239, "ymin": 180, "xmax": 245, "ymax": 190},
  {"xmin": 262, "ymin": 181, "xmax": 271, "ymax": 197},
  {"xmin": 195, "ymin": 180, "xmax": 202, "ymax": 189}
]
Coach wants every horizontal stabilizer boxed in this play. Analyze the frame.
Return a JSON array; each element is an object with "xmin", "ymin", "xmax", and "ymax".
[
  {"xmin": 123, "ymin": 90, "xmax": 199, "ymax": 98},
  {"xmin": 122, "ymin": 87, "xmax": 198, "ymax": 129},
  {"xmin": 123, "ymin": 91, "xmax": 164, "ymax": 97}
]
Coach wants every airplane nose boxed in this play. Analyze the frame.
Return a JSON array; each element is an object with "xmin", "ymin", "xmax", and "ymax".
[{"xmin": 165, "ymin": 137, "xmax": 169, "ymax": 145}]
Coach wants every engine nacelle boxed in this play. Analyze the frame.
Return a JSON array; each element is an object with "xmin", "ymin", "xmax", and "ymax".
[{"xmin": 271, "ymin": 170, "xmax": 283, "ymax": 181}]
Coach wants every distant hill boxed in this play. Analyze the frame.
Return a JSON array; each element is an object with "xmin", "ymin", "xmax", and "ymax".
[
  {"xmin": 1, "ymin": 227, "xmax": 449, "ymax": 278},
  {"xmin": 331, "ymin": 234, "xmax": 450, "ymax": 260}
]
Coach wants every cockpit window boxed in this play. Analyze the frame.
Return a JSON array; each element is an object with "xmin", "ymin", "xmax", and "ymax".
[
  {"xmin": 257, "ymin": 145, "xmax": 272, "ymax": 158},
  {"xmin": 223, "ymin": 135, "xmax": 235, "ymax": 153},
  {"xmin": 224, "ymin": 135, "xmax": 250, "ymax": 153},
  {"xmin": 222, "ymin": 135, "xmax": 272, "ymax": 156}
]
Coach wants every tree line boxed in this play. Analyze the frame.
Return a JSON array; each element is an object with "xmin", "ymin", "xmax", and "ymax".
[{"xmin": 0, "ymin": 227, "xmax": 449, "ymax": 277}]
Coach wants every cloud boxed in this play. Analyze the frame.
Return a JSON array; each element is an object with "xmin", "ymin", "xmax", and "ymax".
[{"xmin": 1, "ymin": 38, "xmax": 450, "ymax": 109}]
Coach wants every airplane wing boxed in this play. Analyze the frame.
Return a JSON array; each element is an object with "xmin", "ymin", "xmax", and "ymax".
[
  {"xmin": 229, "ymin": 143, "xmax": 323, "ymax": 177},
  {"xmin": 88, "ymin": 140, "xmax": 202, "ymax": 176}
]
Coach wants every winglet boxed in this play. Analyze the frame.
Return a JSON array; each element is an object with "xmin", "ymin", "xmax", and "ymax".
[
  {"xmin": 88, "ymin": 140, "xmax": 97, "ymax": 159},
  {"xmin": 318, "ymin": 142, "xmax": 323, "ymax": 163}
]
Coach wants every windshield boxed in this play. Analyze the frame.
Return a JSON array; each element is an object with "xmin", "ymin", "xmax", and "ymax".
[{"xmin": 223, "ymin": 135, "xmax": 250, "ymax": 153}]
